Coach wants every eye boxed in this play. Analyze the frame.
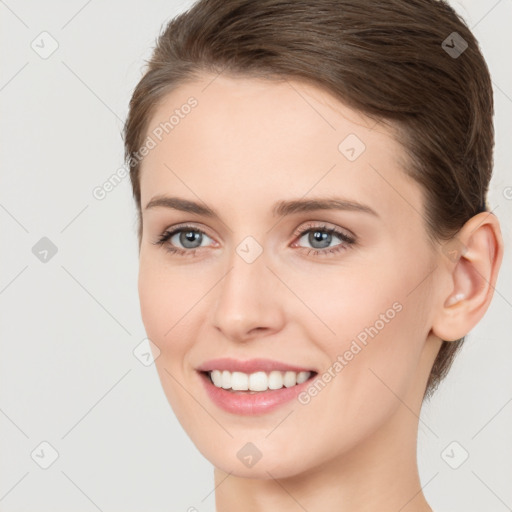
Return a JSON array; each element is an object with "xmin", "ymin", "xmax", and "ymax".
[
  {"xmin": 152, "ymin": 221, "xmax": 356, "ymax": 258},
  {"xmin": 291, "ymin": 222, "xmax": 356, "ymax": 257},
  {"xmin": 152, "ymin": 223, "xmax": 215, "ymax": 256}
]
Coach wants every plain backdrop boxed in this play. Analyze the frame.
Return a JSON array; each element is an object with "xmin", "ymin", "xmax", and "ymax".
[{"xmin": 0, "ymin": 1, "xmax": 511, "ymax": 511}]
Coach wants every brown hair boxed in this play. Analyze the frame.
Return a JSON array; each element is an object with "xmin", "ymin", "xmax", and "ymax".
[{"xmin": 123, "ymin": 0, "xmax": 494, "ymax": 399}]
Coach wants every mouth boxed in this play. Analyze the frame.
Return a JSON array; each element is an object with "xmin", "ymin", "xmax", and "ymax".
[
  {"xmin": 195, "ymin": 357, "xmax": 319, "ymax": 414},
  {"xmin": 199, "ymin": 369, "xmax": 318, "ymax": 394}
]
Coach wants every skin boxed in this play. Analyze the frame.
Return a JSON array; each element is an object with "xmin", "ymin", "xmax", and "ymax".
[{"xmin": 136, "ymin": 73, "xmax": 503, "ymax": 512}]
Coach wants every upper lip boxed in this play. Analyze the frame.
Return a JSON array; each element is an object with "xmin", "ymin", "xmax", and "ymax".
[{"xmin": 196, "ymin": 358, "xmax": 316, "ymax": 374}]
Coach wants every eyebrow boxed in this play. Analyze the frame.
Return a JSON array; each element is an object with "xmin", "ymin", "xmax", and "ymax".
[{"xmin": 144, "ymin": 195, "xmax": 379, "ymax": 218}]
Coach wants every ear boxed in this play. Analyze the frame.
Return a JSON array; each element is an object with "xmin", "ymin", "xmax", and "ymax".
[{"xmin": 431, "ymin": 211, "xmax": 504, "ymax": 342}]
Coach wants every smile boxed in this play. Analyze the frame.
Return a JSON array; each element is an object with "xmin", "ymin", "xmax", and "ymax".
[
  {"xmin": 196, "ymin": 358, "xmax": 318, "ymax": 415},
  {"xmin": 207, "ymin": 369, "xmax": 312, "ymax": 392}
]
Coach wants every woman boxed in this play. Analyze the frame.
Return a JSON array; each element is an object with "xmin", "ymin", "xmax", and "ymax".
[{"xmin": 123, "ymin": 1, "xmax": 504, "ymax": 510}]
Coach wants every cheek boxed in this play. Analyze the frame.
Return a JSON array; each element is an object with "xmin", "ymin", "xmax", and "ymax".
[
  {"xmin": 312, "ymin": 260, "xmax": 432, "ymax": 415},
  {"xmin": 137, "ymin": 253, "xmax": 205, "ymax": 345},
  {"xmin": 138, "ymin": 265, "xmax": 170, "ymax": 345},
  {"xmin": 137, "ymin": 256, "xmax": 203, "ymax": 418},
  {"xmin": 279, "ymin": 262, "xmax": 432, "ymax": 464}
]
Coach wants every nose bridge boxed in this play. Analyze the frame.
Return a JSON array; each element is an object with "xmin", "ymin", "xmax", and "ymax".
[{"xmin": 212, "ymin": 240, "xmax": 283, "ymax": 340}]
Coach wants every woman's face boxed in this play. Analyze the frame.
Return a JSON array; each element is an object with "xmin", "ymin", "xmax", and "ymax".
[{"xmin": 137, "ymin": 74, "xmax": 444, "ymax": 478}]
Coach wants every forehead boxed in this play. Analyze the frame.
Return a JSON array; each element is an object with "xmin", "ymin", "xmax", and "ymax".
[{"xmin": 139, "ymin": 73, "xmax": 421, "ymax": 221}]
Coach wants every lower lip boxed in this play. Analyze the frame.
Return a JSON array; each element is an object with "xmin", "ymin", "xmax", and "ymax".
[{"xmin": 198, "ymin": 371, "xmax": 316, "ymax": 416}]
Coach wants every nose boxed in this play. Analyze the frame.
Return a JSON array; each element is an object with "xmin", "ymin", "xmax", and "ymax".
[{"xmin": 211, "ymin": 251, "xmax": 285, "ymax": 343}]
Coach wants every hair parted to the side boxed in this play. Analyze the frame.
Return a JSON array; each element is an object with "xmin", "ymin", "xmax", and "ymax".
[{"xmin": 123, "ymin": 0, "xmax": 494, "ymax": 400}]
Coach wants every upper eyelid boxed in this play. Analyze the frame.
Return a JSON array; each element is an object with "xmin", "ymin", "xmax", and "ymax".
[
  {"xmin": 165, "ymin": 222, "xmax": 215, "ymax": 240},
  {"xmin": 293, "ymin": 221, "xmax": 355, "ymax": 239}
]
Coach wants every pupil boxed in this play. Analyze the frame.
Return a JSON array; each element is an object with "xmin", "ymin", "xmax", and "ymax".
[
  {"xmin": 310, "ymin": 230, "xmax": 330, "ymax": 249},
  {"xmin": 182, "ymin": 231, "xmax": 201, "ymax": 248}
]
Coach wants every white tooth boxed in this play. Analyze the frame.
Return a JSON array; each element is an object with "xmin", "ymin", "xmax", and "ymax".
[
  {"xmin": 268, "ymin": 370, "xmax": 284, "ymax": 389},
  {"xmin": 221, "ymin": 370, "xmax": 231, "ymax": 389},
  {"xmin": 283, "ymin": 371, "xmax": 297, "ymax": 388},
  {"xmin": 210, "ymin": 369, "xmax": 311, "ymax": 390},
  {"xmin": 231, "ymin": 371, "xmax": 249, "ymax": 390},
  {"xmin": 296, "ymin": 371, "xmax": 310, "ymax": 384},
  {"xmin": 249, "ymin": 371, "xmax": 268, "ymax": 391},
  {"xmin": 211, "ymin": 370, "xmax": 223, "ymax": 387}
]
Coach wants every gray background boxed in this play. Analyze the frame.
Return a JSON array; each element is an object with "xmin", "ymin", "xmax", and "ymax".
[{"xmin": 0, "ymin": 1, "xmax": 511, "ymax": 511}]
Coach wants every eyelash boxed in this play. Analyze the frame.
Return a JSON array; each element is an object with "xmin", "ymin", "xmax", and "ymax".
[{"xmin": 152, "ymin": 222, "xmax": 356, "ymax": 258}]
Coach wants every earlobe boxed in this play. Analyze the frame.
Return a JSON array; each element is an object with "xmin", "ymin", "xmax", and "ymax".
[{"xmin": 432, "ymin": 212, "xmax": 504, "ymax": 342}]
